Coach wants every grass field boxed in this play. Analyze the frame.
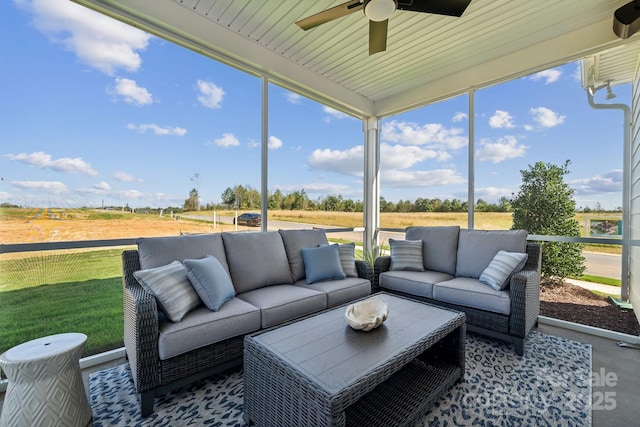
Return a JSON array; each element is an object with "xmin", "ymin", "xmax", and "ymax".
[{"xmin": 0, "ymin": 207, "xmax": 623, "ymax": 356}]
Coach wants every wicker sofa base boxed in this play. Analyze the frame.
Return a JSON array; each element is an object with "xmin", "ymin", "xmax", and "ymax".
[{"xmin": 138, "ymin": 334, "xmax": 245, "ymax": 416}]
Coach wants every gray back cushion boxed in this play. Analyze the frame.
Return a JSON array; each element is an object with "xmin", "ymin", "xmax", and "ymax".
[
  {"xmin": 222, "ymin": 231, "xmax": 293, "ymax": 293},
  {"xmin": 137, "ymin": 233, "xmax": 229, "ymax": 275},
  {"xmin": 405, "ymin": 226, "xmax": 460, "ymax": 276},
  {"xmin": 279, "ymin": 229, "xmax": 329, "ymax": 282},
  {"xmin": 456, "ymin": 229, "xmax": 528, "ymax": 278}
]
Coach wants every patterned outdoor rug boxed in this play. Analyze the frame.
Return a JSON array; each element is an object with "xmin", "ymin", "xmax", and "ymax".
[{"xmin": 89, "ymin": 331, "xmax": 592, "ymax": 426}]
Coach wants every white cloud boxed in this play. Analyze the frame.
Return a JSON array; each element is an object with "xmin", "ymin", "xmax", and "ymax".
[
  {"xmin": 488, "ymin": 110, "xmax": 515, "ymax": 129},
  {"xmin": 94, "ymin": 181, "xmax": 110, "ymax": 191},
  {"xmin": 197, "ymin": 80, "xmax": 225, "ymax": 109},
  {"xmin": 381, "ymin": 120, "xmax": 467, "ymax": 150},
  {"xmin": 268, "ymin": 136, "xmax": 283, "ymax": 150},
  {"xmin": 524, "ymin": 124, "xmax": 534, "ymax": 131},
  {"xmin": 382, "ymin": 169, "xmax": 466, "ymax": 188},
  {"xmin": 530, "ymin": 69, "xmax": 562, "ymax": 85},
  {"xmin": 5, "ymin": 151, "xmax": 98, "ymax": 176},
  {"xmin": 308, "ymin": 146, "xmax": 363, "ymax": 176},
  {"xmin": 323, "ymin": 106, "xmax": 350, "ymax": 122},
  {"xmin": 476, "ymin": 136, "xmax": 527, "ymax": 163},
  {"xmin": 212, "ymin": 133, "xmax": 240, "ymax": 148},
  {"xmin": 112, "ymin": 78, "xmax": 153, "ymax": 106},
  {"xmin": 19, "ymin": 0, "xmax": 151, "ymax": 75},
  {"xmin": 475, "ymin": 186, "xmax": 514, "ymax": 201},
  {"xmin": 286, "ymin": 92, "xmax": 303, "ymax": 104},
  {"xmin": 381, "ymin": 143, "xmax": 449, "ymax": 170},
  {"xmin": 275, "ymin": 182, "xmax": 351, "ymax": 195},
  {"xmin": 570, "ymin": 170, "xmax": 623, "ymax": 194},
  {"xmin": 11, "ymin": 180, "xmax": 68, "ymax": 194},
  {"xmin": 113, "ymin": 171, "xmax": 138, "ymax": 182},
  {"xmin": 530, "ymin": 107, "xmax": 565, "ymax": 128},
  {"xmin": 127, "ymin": 123, "xmax": 187, "ymax": 136},
  {"xmin": 452, "ymin": 112, "xmax": 467, "ymax": 123}
]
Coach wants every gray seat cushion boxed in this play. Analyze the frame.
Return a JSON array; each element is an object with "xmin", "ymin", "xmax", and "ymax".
[
  {"xmin": 137, "ymin": 233, "xmax": 230, "ymax": 275},
  {"xmin": 157, "ymin": 297, "xmax": 261, "ymax": 360},
  {"xmin": 279, "ymin": 229, "xmax": 329, "ymax": 282},
  {"xmin": 405, "ymin": 226, "xmax": 460, "ymax": 275},
  {"xmin": 433, "ymin": 277, "xmax": 511, "ymax": 315},
  {"xmin": 237, "ymin": 285, "xmax": 326, "ymax": 328},
  {"xmin": 222, "ymin": 231, "xmax": 293, "ymax": 293},
  {"xmin": 294, "ymin": 277, "xmax": 371, "ymax": 308},
  {"xmin": 379, "ymin": 270, "xmax": 454, "ymax": 299},
  {"xmin": 455, "ymin": 229, "xmax": 528, "ymax": 278}
]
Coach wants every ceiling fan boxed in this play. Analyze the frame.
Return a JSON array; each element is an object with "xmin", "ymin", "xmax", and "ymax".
[{"xmin": 296, "ymin": 0, "xmax": 473, "ymax": 55}]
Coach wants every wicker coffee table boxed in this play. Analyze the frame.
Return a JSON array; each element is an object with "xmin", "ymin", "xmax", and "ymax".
[{"xmin": 243, "ymin": 293, "xmax": 465, "ymax": 427}]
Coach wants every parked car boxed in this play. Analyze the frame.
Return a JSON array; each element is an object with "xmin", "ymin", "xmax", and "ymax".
[{"xmin": 234, "ymin": 212, "xmax": 261, "ymax": 227}]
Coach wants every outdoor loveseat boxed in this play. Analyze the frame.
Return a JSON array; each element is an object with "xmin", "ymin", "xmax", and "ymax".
[
  {"xmin": 122, "ymin": 229, "xmax": 372, "ymax": 416},
  {"xmin": 374, "ymin": 226, "xmax": 541, "ymax": 355}
]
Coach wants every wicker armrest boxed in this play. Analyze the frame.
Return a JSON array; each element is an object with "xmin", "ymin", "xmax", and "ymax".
[
  {"xmin": 355, "ymin": 260, "xmax": 373, "ymax": 282},
  {"xmin": 122, "ymin": 250, "xmax": 161, "ymax": 393},
  {"xmin": 373, "ymin": 256, "xmax": 391, "ymax": 293},
  {"xmin": 508, "ymin": 242, "xmax": 542, "ymax": 338}
]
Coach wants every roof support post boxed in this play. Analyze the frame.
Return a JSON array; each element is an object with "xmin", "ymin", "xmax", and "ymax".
[
  {"xmin": 261, "ymin": 76, "xmax": 269, "ymax": 231},
  {"xmin": 364, "ymin": 116, "xmax": 381, "ymax": 258}
]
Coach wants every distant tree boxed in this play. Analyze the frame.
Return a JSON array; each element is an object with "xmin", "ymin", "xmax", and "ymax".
[
  {"xmin": 221, "ymin": 187, "xmax": 236, "ymax": 208},
  {"xmin": 183, "ymin": 188, "xmax": 199, "ymax": 211},
  {"xmin": 511, "ymin": 160, "xmax": 585, "ymax": 285}
]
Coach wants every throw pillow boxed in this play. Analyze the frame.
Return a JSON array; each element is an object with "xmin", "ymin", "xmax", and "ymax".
[
  {"xmin": 183, "ymin": 255, "xmax": 236, "ymax": 311},
  {"xmin": 338, "ymin": 243, "xmax": 358, "ymax": 277},
  {"xmin": 479, "ymin": 250, "xmax": 528, "ymax": 291},
  {"xmin": 133, "ymin": 260, "xmax": 201, "ymax": 322},
  {"xmin": 301, "ymin": 244, "xmax": 346, "ymax": 284},
  {"xmin": 389, "ymin": 239, "xmax": 425, "ymax": 271}
]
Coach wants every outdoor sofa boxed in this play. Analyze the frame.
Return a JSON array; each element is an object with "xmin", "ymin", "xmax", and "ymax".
[
  {"xmin": 374, "ymin": 226, "xmax": 541, "ymax": 355},
  {"xmin": 121, "ymin": 229, "xmax": 372, "ymax": 416}
]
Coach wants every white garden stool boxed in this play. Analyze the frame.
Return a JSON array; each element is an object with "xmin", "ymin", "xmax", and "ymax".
[{"xmin": 0, "ymin": 333, "xmax": 91, "ymax": 427}]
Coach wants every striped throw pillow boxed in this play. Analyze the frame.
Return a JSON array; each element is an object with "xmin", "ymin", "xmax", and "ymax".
[
  {"xmin": 338, "ymin": 243, "xmax": 358, "ymax": 277},
  {"xmin": 389, "ymin": 239, "xmax": 425, "ymax": 271},
  {"xmin": 479, "ymin": 250, "xmax": 528, "ymax": 291},
  {"xmin": 134, "ymin": 260, "xmax": 201, "ymax": 322}
]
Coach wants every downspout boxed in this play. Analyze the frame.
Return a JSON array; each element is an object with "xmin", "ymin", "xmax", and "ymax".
[{"xmin": 587, "ymin": 88, "xmax": 631, "ymax": 300}]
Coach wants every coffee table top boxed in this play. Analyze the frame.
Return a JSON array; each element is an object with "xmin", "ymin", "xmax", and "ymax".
[{"xmin": 248, "ymin": 293, "xmax": 464, "ymax": 393}]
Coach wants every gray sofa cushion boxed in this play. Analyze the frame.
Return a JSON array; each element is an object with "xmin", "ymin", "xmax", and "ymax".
[
  {"xmin": 294, "ymin": 277, "xmax": 371, "ymax": 308},
  {"xmin": 157, "ymin": 298, "xmax": 261, "ymax": 360},
  {"xmin": 222, "ymin": 231, "xmax": 293, "ymax": 293},
  {"xmin": 279, "ymin": 229, "xmax": 329, "ymax": 282},
  {"xmin": 379, "ymin": 270, "xmax": 454, "ymax": 299},
  {"xmin": 455, "ymin": 229, "xmax": 528, "ymax": 279},
  {"xmin": 432, "ymin": 277, "xmax": 511, "ymax": 315},
  {"xmin": 406, "ymin": 226, "xmax": 460, "ymax": 275},
  {"xmin": 137, "ymin": 233, "xmax": 230, "ymax": 275},
  {"xmin": 237, "ymin": 285, "xmax": 326, "ymax": 328}
]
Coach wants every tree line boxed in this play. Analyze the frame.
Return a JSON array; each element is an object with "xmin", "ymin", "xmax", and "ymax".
[{"xmin": 186, "ymin": 184, "xmax": 514, "ymax": 213}]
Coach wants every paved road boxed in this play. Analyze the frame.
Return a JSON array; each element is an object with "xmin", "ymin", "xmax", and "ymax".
[{"xmin": 182, "ymin": 214, "xmax": 621, "ymax": 279}]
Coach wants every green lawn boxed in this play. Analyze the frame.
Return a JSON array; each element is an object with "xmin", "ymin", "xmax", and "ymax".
[{"xmin": 0, "ymin": 249, "xmax": 126, "ymax": 356}]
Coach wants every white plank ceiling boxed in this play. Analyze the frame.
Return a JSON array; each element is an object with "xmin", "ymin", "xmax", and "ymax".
[{"xmin": 77, "ymin": 0, "xmax": 640, "ymax": 117}]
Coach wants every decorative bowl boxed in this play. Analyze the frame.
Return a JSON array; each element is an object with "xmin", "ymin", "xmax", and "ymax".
[{"xmin": 345, "ymin": 297, "xmax": 389, "ymax": 331}]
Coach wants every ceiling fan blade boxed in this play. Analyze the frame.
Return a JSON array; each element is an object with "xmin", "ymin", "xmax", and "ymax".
[
  {"xmin": 296, "ymin": 0, "xmax": 364, "ymax": 30},
  {"xmin": 397, "ymin": 0, "xmax": 472, "ymax": 17},
  {"xmin": 369, "ymin": 19, "xmax": 388, "ymax": 55}
]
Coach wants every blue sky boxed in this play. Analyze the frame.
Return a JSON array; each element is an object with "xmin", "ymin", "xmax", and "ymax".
[{"xmin": 1, "ymin": 0, "xmax": 629, "ymax": 210}]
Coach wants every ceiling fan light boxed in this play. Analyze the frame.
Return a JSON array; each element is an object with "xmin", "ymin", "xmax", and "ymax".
[{"xmin": 364, "ymin": 0, "xmax": 396, "ymax": 22}]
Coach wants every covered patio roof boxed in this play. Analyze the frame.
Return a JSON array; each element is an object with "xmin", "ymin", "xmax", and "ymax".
[{"xmin": 75, "ymin": 0, "xmax": 639, "ymax": 118}]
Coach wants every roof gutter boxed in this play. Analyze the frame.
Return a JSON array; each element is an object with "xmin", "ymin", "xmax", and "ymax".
[{"xmin": 586, "ymin": 86, "xmax": 631, "ymax": 300}]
